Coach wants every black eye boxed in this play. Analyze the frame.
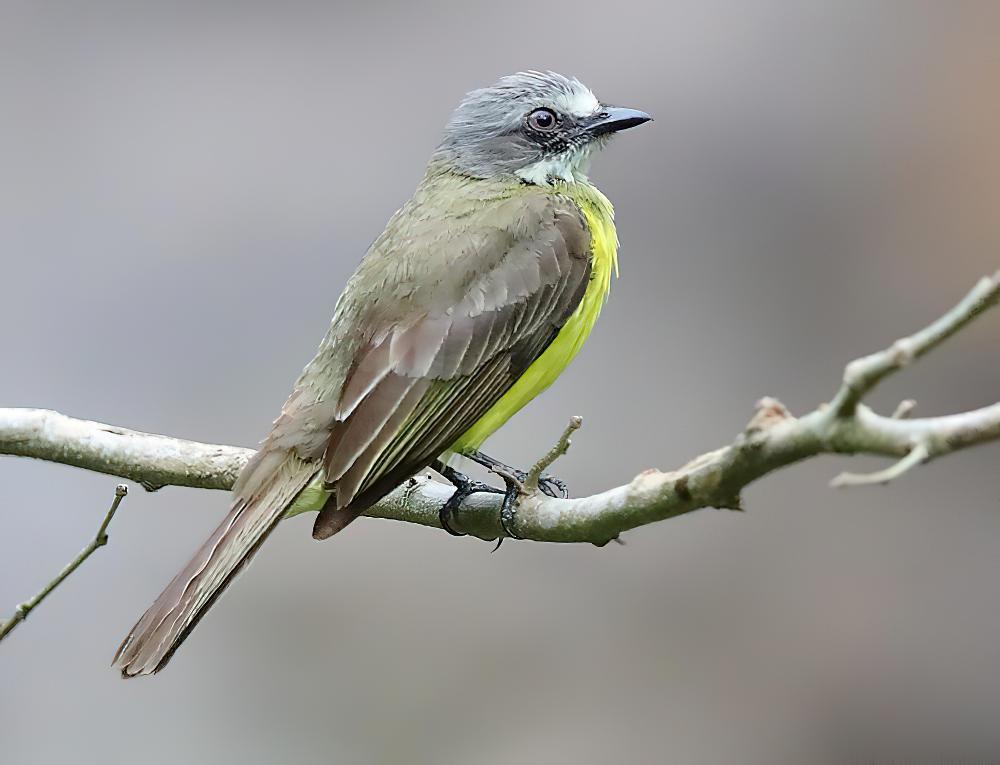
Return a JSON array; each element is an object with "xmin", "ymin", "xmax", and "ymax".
[{"xmin": 526, "ymin": 108, "xmax": 558, "ymax": 131}]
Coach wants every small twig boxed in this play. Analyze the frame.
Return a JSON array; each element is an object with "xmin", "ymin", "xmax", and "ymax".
[
  {"xmin": 523, "ymin": 416, "xmax": 583, "ymax": 492},
  {"xmin": 831, "ymin": 271, "xmax": 1000, "ymax": 416},
  {"xmin": 892, "ymin": 399, "xmax": 917, "ymax": 420},
  {"xmin": 830, "ymin": 442, "xmax": 930, "ymax": 488},
  {"xmin": 0, "ymin": 484, "xmax": 127, "ymax": 643}
]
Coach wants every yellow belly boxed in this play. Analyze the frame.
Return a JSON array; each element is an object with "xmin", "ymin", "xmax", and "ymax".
[{"xmin": 449, "ymin": 183, "xmax": 618, "ymax": 454}]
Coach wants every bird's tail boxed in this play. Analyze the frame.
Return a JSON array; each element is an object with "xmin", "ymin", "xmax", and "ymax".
[{"xmin": 113, "ymin": 452, "xmax": 317, "ymax": 677}]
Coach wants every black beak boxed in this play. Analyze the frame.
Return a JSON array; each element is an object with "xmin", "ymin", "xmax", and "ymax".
[{"xmin": 583, "ymin": 106, "xmax": 653, "ymax": 137}]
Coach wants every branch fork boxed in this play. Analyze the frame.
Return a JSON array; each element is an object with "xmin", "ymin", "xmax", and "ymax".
[
  {"xmin": 0, "ymin": 272, "xmax": 996, "ymax": 548},
  {"xmin": 523, "ymin": 415, "xmax": 582, "ymax": 494}
]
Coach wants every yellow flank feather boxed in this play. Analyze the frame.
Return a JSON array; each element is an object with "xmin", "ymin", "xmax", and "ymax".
[
  {"xmin": 450, "ymin": 182, "xmax": 618, "ymax": 454},
  {"xmin": 284, "ymin": 475, "xmax": 329, "ymax": 517}
]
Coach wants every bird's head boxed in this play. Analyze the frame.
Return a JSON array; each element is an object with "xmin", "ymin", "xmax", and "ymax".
[{"xmin": 433, "ymin": 71, "xmax": 651, "ymax": 186}]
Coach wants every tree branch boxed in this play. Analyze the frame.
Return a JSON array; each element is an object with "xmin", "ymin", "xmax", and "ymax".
[
  {"xmin": 1, "ymin": 272, "xmax": 998, "ymax": 545},
  {"xmin": 0, "ymin": 485, "xmax": 127, "ymax": 642},
  {"xmin": 829, "ymin": 272, "xmax": 1000, "ymax": 416}
]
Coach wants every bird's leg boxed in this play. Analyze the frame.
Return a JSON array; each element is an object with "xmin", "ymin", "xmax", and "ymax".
[
  {"xmin": 488, "ymin": 467, "xmax": 526, "ymax": 544},
  {"xmin": 432, "ymin": 461, "xmax": 502, "ymax": 537},
  {"xmin": 431, "ymin": 460, "xmax": 524, "ymax": 545},
  {"xmin": 461, "ymin": 449, "xmax": 569, "ymax": 499}
]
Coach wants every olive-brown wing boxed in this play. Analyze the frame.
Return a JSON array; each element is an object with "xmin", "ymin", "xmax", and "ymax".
[{"xmin": 314, "ymin": 205, "xmax": 591, "ymax": 537}]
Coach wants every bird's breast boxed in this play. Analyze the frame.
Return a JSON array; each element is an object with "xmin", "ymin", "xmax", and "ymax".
[{"xmin": 450, "ymin": 183, "xmax": 618, "ymax": 454}]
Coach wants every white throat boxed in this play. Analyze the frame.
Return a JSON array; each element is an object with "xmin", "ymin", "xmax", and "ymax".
[{"xmin": 516, "ymin": 144, "xmax": 594, "ymax": 186}]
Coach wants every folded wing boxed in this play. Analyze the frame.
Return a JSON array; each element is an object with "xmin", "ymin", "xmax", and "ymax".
[{"xmin": 313, "ymin": 197, "xmax": 592, "ymax": 537}]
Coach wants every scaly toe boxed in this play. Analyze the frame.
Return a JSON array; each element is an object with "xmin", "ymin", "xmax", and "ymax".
[
  {"xmin": 497, "ymin": 474, "xmax": 523, "ymax": 541},
  {"xmin": 537, "ymin": 473, "xmax": 568, "ymax": 499}
]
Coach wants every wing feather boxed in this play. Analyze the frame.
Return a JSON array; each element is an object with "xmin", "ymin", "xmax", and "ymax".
[
  {"xmin": 311, "ymin": 192, "xmax": 592, "ymax": 536},
  {"xmin": 323, "ymin": 373, "xmax": 421, "ymax": 482}
]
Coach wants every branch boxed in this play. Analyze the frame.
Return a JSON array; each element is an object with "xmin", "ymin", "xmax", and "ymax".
[
  {"xmin": 0, "ymin": 485, "xmax": 127, "ymax": 642},
  {"xmin": 524, "ymin": 415, "xmax": 581, "ymax": 493},
  {"xmin": 0, "ymin": 413, "xmax": 246, "ymax": 492},
  {"xmin": 1, "ymin": 272, "xmax": 998, "ymax": 545},
  {"xmin": 829, "ymin": 272, "xmax": 1000, "ymax": 415}
]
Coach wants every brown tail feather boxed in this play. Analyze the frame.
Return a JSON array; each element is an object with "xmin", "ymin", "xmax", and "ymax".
[{"xmin": 113, "ymin": 453, "xmax": 318, "ymax": 677}]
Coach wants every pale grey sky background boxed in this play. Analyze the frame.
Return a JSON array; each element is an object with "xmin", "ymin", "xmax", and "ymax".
[{"xmin": 1, "ymin": 2, "xmax": 999, "ymax": 763}]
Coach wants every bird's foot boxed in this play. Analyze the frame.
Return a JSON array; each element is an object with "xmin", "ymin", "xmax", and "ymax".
[
  {"xmin": 433, "ymin": 461, "xmax": 503, "ymax": 538},
  {"xmin": 462, "ymin": 449, "xmax": 569, "ymax": 499},
  {"xmin": 484, "ymin": 467, "xmax": 526, "ymax": 545},
  {"xmin": 432, "ymin": 460, "xmax": 526, "ymax": 547}
]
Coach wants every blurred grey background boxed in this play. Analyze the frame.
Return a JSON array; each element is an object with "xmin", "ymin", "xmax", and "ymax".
[{"xmin": 1, "ymin": 1, "xmax": 999, "ymax": 763}]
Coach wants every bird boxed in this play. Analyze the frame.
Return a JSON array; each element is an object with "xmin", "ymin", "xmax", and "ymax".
[{"xmin": 113, "ymin": 70, "xmax": 651, "ymax": 677}]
